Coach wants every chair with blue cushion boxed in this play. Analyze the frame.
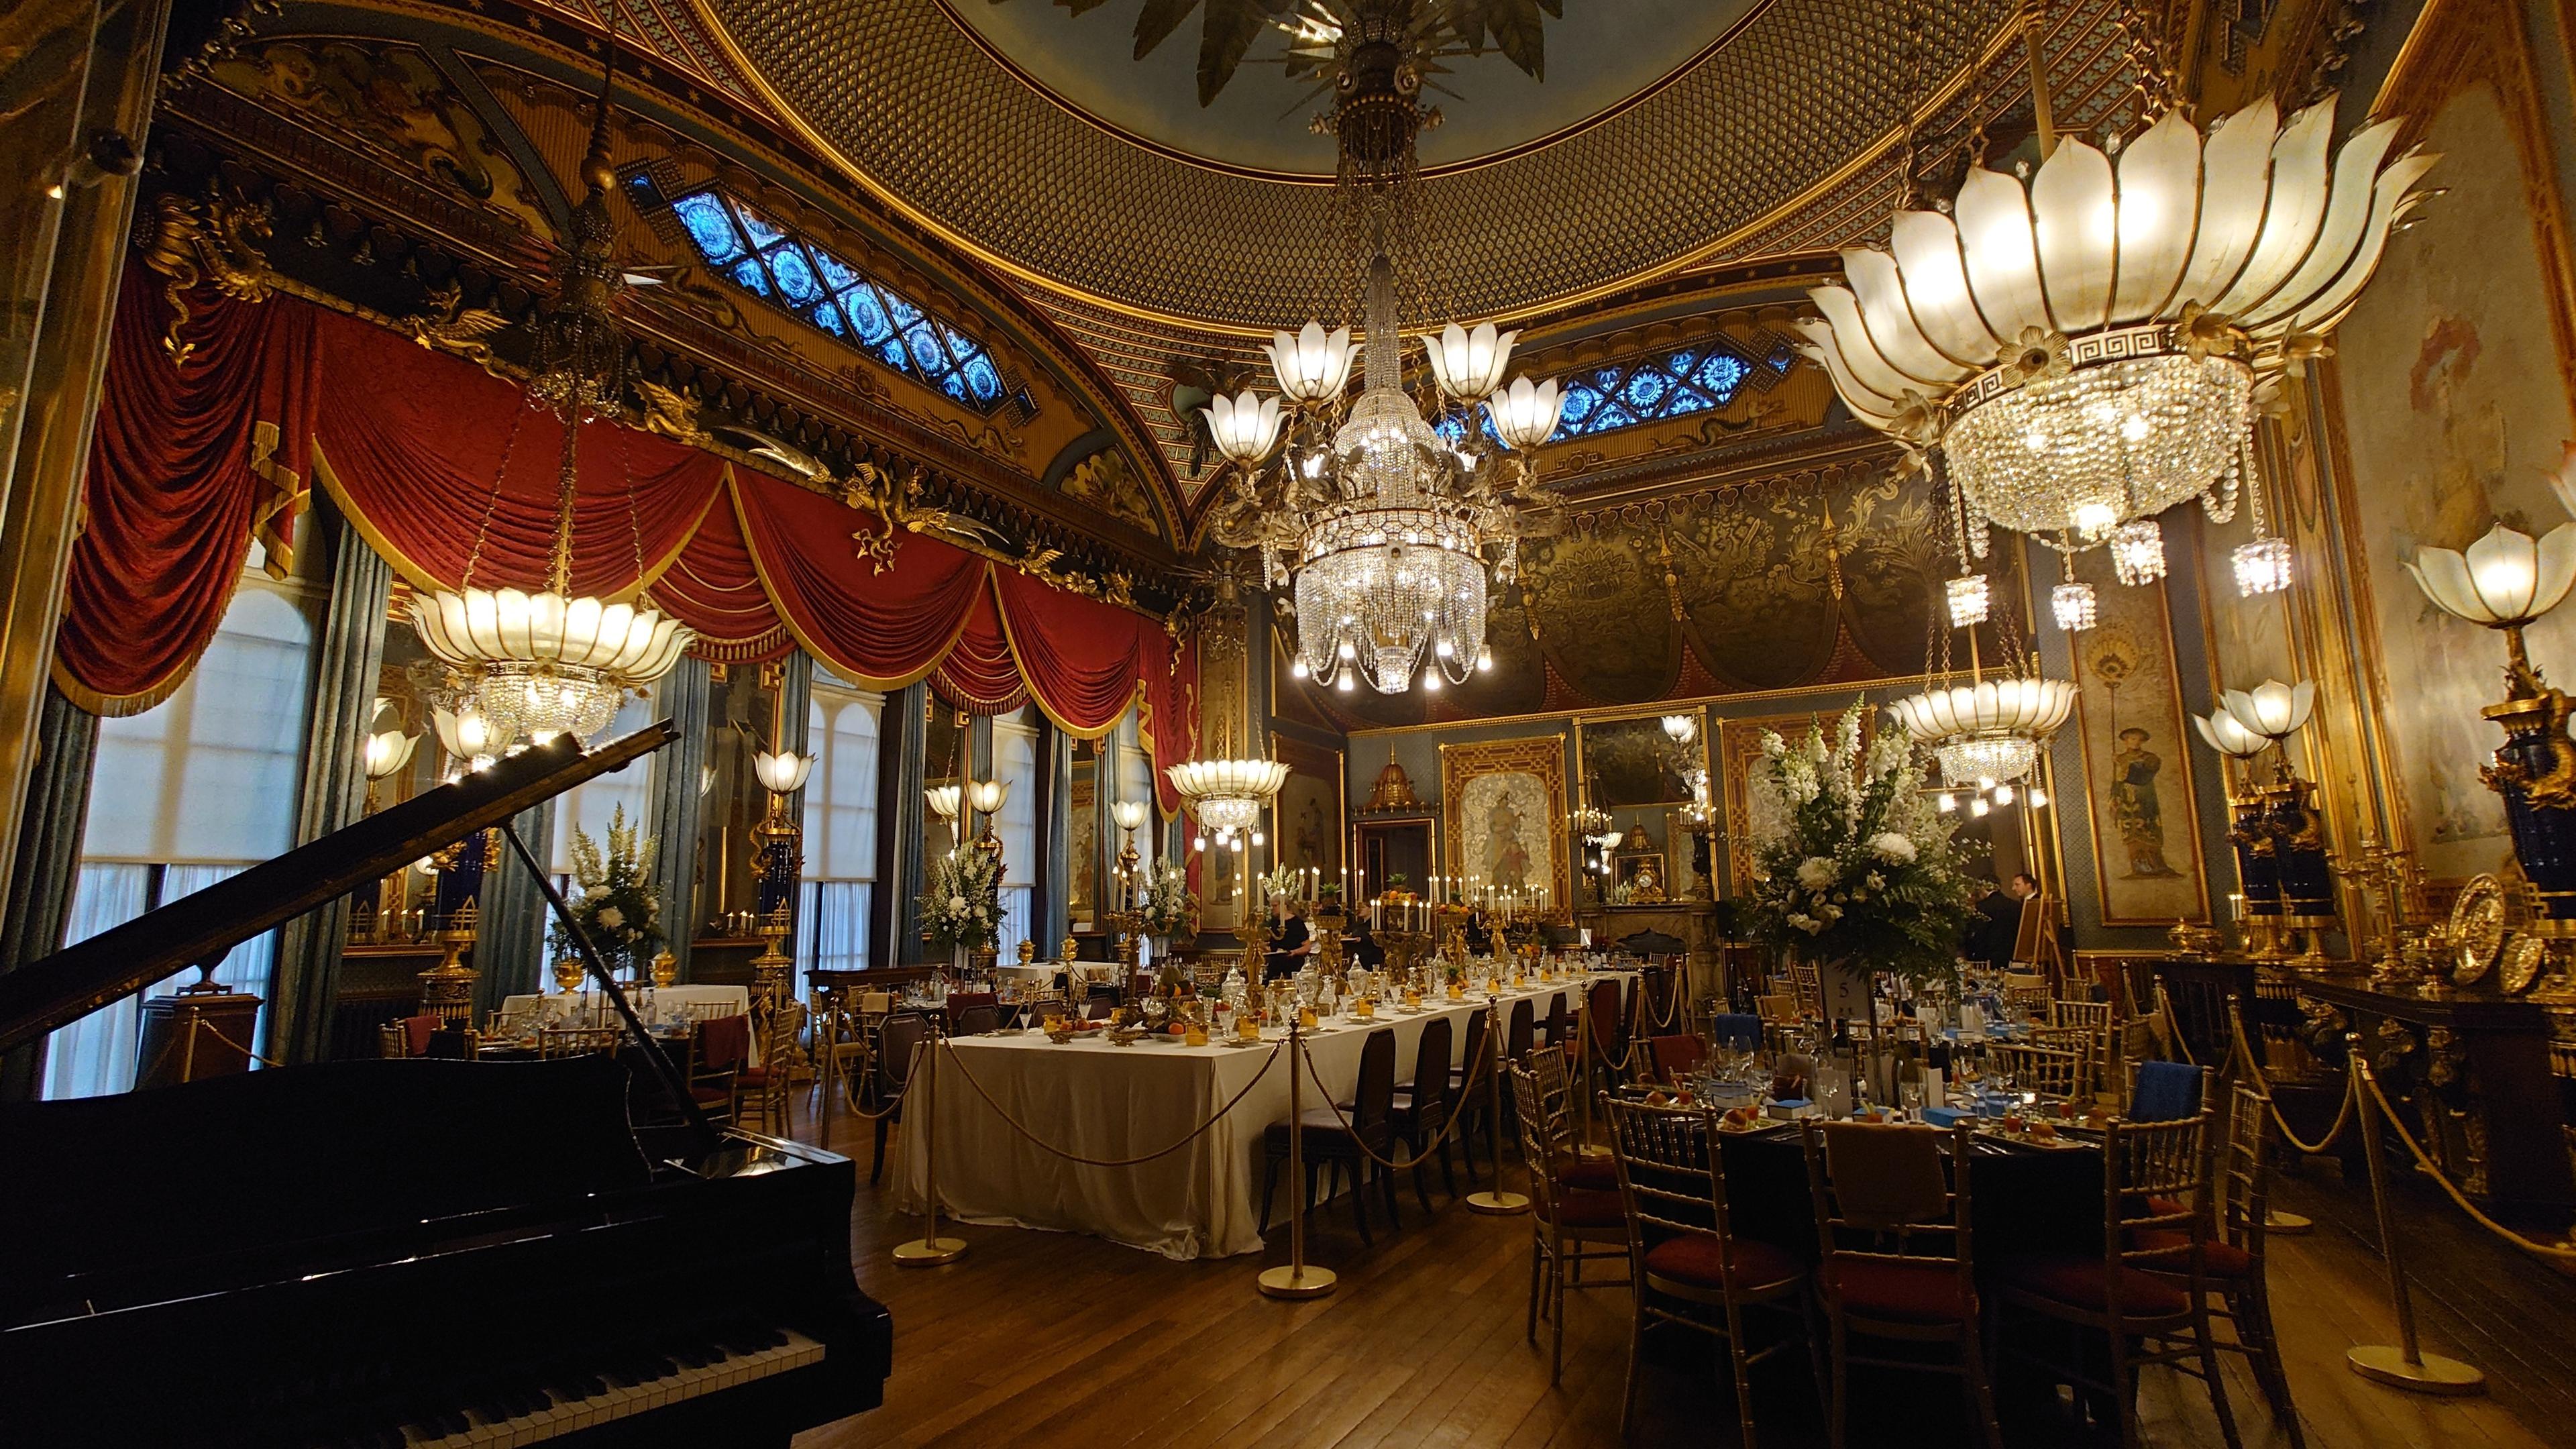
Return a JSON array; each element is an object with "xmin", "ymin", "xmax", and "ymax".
[{"xmin": 2130, "ymin": 1060, "xmax": 2211, "ymax": 1124}]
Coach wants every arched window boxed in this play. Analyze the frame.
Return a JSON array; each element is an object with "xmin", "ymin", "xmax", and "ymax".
[
  {"xmin": 993, "ymin": 710, "xmax": 1040, "ymax": 959},
  {"xmin": 48, "ymin": 582, "xmax": 315, "ymax": 1098},
  {"xmin": 548, "ymin": 687, "xmax": 658, "ymax": 878},
  {"xmin": 651, "ymin": 182, "xmax": 1029, "ymax": 417},
  {"xmin": 796, "ymin": 684, "xmax": 882, "ymax": 973}
]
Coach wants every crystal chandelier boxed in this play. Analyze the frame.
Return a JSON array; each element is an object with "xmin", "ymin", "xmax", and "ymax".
[
  {"xmin": 1796, "ymin": 72, "xmax": 2434, "ymax": 588},
  {"xmin": 408, "ymin": 52, "xmax": 691, "ymax": 742},
  {"xmin": 1894, "ymin": 483, "xmax": 2074, "ymax": 800},
  {"xmin": 1200, "ymin": 14, "xmax": 1563, "ymax": 695}
]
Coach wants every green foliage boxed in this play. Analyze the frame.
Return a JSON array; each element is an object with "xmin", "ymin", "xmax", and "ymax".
[{"xmin": 920, "ymin": 846, "xmax": 1004, "ymax": 951}]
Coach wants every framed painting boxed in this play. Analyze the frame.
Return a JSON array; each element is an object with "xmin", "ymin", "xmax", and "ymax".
[
  {"xmin": 1270, "ymin": 731, "xmax": 1347, "ymax": 887},
  {"xmin": 1440, "ymin": 735, "xmax": 1568, "ymax": 906},
  {"xmin": 1716, "ymin": 707, "xmax": 1871, "ymax": 894},
  {"xmin": 1068, "ymin": 749, "xmax": 1096, "ymax": 928},
  {"xmin": 2066, "ymin": 549, "xmax": 2210, "ymax": 925},
  {"xmin": 2328, "ymin": 0, "xmax": 2576, "ymax": 881}
]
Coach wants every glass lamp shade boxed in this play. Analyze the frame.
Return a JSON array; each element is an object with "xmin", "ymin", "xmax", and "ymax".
[
  {"xmin": 2234, "ymin": 535, "xmax": 2294, "ymax": 596},
  {"xmin": 1110, "ymin": 800, "xmax": 1147, "ymax": 832},
  {"xmin": 2108, "ymin": 519, "xmax": 2169, "ymax": 586},
  {"xmin": 968, "ymin": 778, "xmax": 1010, "ymax": 816},
  {"xmin": 1421, "ymin": 322, "xmax": 1517, "ymax": 401},
  {"xmin": 925, "ymin": 784, "xmax": 961, "ymax": 821},
  {"xmin": 2194, "ymin": 707, "xmax": 2271, "ymax": 757},
  {"xmin": 362, "ymin": 729, "xmax": 418, "ymax": 782},
  {"xmin": 1201, "ymin": 389, "xmax": 1285, "ymax": 464},
  {"xmin": 754, "ymin": 749, "xmax": 814, "ymax": 794},
  {"xmin": 409, "ymin": 587, "xmax": 691, "ymax": 743},
  {"xmin": 431, "ymin": 706, "xmax": 496, "ymax": 763},
  {"xmin": 1165, "ymin": 758, "xmax": 1289, "ymax": 837},
  {"xmin": 2405, "ymin": 522, "xmax": 2576, "ymax": 627},
  {"xmin": 1946, "ymin": 574, "xmax": 1991, "ymax": 626},
  {"xmin": 1487, "ymin": 377, "xmax": 1566, "ymax": 452},
  {"xmin": 2051, "ymin": 581, "xmax": 2100, "ymax": 632},
  {"xmin": 1888, "ymin": 676, "xmax": 2078, "ymax": 786},
  {"xmin": 2220, "ymin": 678, "xmax": 2316, "ymax": 741},
  {"xmin": 1795, "ymin": 97, "xmax": 2438, "ymax": 537},
  {"xmin": 1263, "ymin": 322, "xmax": 1356, "ymax": 404},
  {"xmin": 1661, "ymin": 714, "xmax": 1697, "ymax": 744}
]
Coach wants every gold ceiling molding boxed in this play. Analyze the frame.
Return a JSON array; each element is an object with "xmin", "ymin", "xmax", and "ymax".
[{"xmin": 690, "ymin": 0, "xmax": 2055, "ymax": 335}]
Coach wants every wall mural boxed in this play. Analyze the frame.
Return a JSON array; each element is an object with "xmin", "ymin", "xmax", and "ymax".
[
  {"xmin": 2335, "ymin": 61, "xmax": 2576, "ymax": 881},
  {"xmin": 1440, "ymin": 737, "xmax": 1568, "ymax": 904},
  {"xmin": 1068, "ymin": 757, "xmax": 1096, "ymax": 926},
  {"xmin": 1577, "ymin": 712, "xmax": 1703, "ymax": 808},
  {"xmin": 1290, "ymin": 466, "xmax": 2019, "ymax": 731},
  {"xmin": 2067, "ymin": 549, "xmax": 2210, "ymax": 926}
]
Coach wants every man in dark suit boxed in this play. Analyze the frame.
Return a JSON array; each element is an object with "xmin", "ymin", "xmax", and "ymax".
[
  {"xmin": 1264, "ymin": 896, "xmax": 1311, "ymax": 981},
  {"xmin": 1969, "ymin": 877, "xmax": 2025, "ymax": 969}
]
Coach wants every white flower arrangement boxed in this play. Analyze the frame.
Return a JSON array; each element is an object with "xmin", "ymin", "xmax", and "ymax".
[
  {"xmin": 1138, "ymin": 857, "xmax": 1199, "ymax": 938},
  {"xmin": 918, "ymin": 846, "xmax": 1002, "ymax": 950},
  {"xmin": 1737, "ymin": 704, "xmax": 1976, "ymax": 991},
  {"xmin": 550, "ymin": 806, "xmax": 662, "ymax": 977}
]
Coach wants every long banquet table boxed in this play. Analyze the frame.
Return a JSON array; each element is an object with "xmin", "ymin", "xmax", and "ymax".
[{"xmin": 899, "ymin": 974, "xmax": 1630, "ymax": 1260}]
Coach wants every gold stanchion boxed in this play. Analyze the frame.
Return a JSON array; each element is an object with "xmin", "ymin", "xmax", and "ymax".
[
  {"xmin": 2346, "ymin": 1041, "xmax": 2483, "ymax": 1393},
  {"xmin": 1466, "ymin": 988, "xmax": 1529, "ymax": 1215},
  {"xmin": 1260, "ymin": 1015, "xmax": 1337, "ymax": 1299},
  {"xmin": 894, "ymin": 1036, "xmax": 967, "ymax": 1266}
]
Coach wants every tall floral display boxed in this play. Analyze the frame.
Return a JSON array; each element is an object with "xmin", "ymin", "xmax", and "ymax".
[
  {"xmin": 1136, "ymin": 857, "xmax": 1199, "ymax": 945},
  {"xmin": 918, "ymin": 847, "xmax": 1002, "ymax": 958},
  {"xmin": 1739, "ymin": 705, "xmax": 1977, "ymax": 1000},
  {"xmin": 549, "ymin": 806, "xmax": 665, "ymax": 979}
]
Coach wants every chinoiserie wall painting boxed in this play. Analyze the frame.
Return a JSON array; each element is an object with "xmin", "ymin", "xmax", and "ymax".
[
  {"xmin": 2334, "ymin": 6, "xmax": 2576, "ymax": 883},
  {"xmin": 1440, "ymin": 737, "xmax": 1568, "ymax": 904},
  {"xmin": 1270, "ymin": 733, "xmax": 1346, "ymax": 883},
  {"xmin": 2067, "ymin": 548, "xmax": 2211, "ymax": 926}
]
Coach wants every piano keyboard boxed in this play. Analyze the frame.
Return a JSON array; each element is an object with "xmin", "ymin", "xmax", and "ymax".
[{"xmin": 352, "ymin": 1326, "xmax": 825, "ymax": 1447}]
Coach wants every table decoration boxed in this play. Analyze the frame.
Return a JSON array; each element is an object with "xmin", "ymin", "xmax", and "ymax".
[{"xmin": 548, "ymin": 805, "xmax": 663, "ymax": 982}]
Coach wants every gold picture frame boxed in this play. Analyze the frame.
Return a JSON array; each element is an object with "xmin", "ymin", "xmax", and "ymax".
[{"xmin": 1439, "ymin": 735, "xmax": 1569, "ymax": 905}]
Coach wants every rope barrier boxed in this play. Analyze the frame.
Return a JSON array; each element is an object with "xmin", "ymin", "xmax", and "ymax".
[
  {"xmin": 937, "ymin": 1035, "xmax": 1290, "ymax": 1168},
  {"xmin": 2356, "ymin": 1064, "xmax": 2576, "ymax": 1263},
  {"xmin": 838, "ymin": 1038, "xmax": 926, "ymax": 1123},
  {"xmin": 2159, "ymin": 988, "xmax": 2197, "ymax": 1068},
  {"xmin": 2227, "ymin": 1014, "xmax": 2357, "ymax": 1157},
  {"xmin": 196, "ymin": 1016, "xmax": 290, "ymax": 1071},
  {"xmin": 1290, "ymin": 1034, "xmax": 1493, "ymax": 1174}
]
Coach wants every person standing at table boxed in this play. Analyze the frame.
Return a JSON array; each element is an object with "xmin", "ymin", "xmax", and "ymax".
[{"xmin": 1265, "ymin": 894, "xmax": 1311, "ymax": 981}]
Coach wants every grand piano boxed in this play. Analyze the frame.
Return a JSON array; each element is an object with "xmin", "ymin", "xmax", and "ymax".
[{"xmin": 0, "ymin": 724, "xmax": 892, "ymax": 1447}]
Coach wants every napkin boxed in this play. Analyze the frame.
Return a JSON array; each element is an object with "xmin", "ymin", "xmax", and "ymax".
[{"xmin": 1922, "ymin": 1106, "xmax": 1972, "ymax": 1128}]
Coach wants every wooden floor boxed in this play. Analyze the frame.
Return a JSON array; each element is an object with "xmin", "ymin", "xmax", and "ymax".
[{"xmin": 786, "ymin": 1095, "xmax": 2569, "ymax": 1449}]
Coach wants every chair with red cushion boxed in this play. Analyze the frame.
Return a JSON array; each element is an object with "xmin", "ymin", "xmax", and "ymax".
[
  {"xmin": 865, "ymin": 1011, "xmax": 934, "ymax": 1185},
  {"xmin": 2137, "ymin": 1077, "xmax": 2300, "ymax": 1446},
  {"xmin": 1508, "ymin": 1055, "xmax": 1631, "ymax": 1384},
  {"xmin": 1387, "ymin": 1017, "xmax": 1455, "ymax": 1210},
  {"xmin": 1604, "ymin": 1095, "xmax": 1822, "ymax": 1448},
  {"xmin": 1649, "ymin": 1033, "xmax": 1708, "ymax": 1085},
  {"xmin": 690, "ymin": 1012, "xmax": 753, "ymax": 1127},
  {"xmin": 943, "ymin": 991, "xmax": 997, "ymax": 1032},
  {"xmin": 1800, "ymin": 1119, "xmax": 2000, "ymax": 1449},
  {"xmin": 1994, "ymin": 1110, "xmax": 2243, "ymax": 1449},
  {"xmin": 1585, "ymin": 977, "xmax": 1627, "ymax": 1096}
]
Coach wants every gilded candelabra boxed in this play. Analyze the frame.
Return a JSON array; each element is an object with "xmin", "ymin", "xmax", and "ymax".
[{"xmin": 417, "ymin": 829, "xmax": 491, "ymax": 1026}]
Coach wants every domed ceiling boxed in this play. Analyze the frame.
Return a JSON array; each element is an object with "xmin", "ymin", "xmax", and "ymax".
[{"xmin": 694, "ymin": 0, "xmax": 2010, "ymax": 331}]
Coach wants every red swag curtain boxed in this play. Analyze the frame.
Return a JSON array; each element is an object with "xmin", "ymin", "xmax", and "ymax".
[
  {"xmin": 307, "ymin": 309, "xmax": 723, "ymax": 597},
  {"xmin": 56, "ymin": 272, "xmax": 322, "ymax": 715},
  {"xmin": 62, "ymin": 279, "xmax": 1191, "ymax": 743}
]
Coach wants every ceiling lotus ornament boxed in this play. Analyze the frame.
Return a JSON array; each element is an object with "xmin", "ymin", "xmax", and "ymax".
[
  {"xmin": 1422, "ymin": 321, "xmax": 1518, "ymax": 402},
  {"xmin": 1795, "ymin": 95, "xmax": 2438, "ymax": 588},
  {"xmin": 1264, "ymin": 323, "xmax": 1356, "ymax": 405}
]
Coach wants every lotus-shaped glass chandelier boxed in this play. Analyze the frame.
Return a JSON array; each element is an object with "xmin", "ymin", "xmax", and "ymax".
[
  {"xmin": 1796, "ymin": 95, "xmax": 2436, "ymax": 588},
  {"xmin": 407, "ymin": 56, "xmax": 691, "ymax": 742},
  {"xmin": 1198, "ymin": 21, "xmax": 1563, "ymax": 695},
  {"xmin": 1169, "ymin": 721, "xmax": 1289, "ymax": 849},
  {"xmin": 2405, "ymin": 520, "xmax": 2576, "ymax": 667},
  {"xmin": 1891, "ymin": 676, "xmax": 2077, "ymax": 792},
  {"xmin": 2193, "ymin": 704, "xmax": 2270, "ymax": 759}
]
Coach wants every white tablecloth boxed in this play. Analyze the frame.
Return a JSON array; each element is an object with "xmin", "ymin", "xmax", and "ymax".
[
  {"xmin": 498, "ymin": 985, "xmax": 759, "ymax": 1062},
  {"xmin": 900, "ymin": 974, "xmax": 1631, "ymax": 1260},
  {"xmin": 991, "ymin": 963, "xmax": 1113, "ymax": 992}
]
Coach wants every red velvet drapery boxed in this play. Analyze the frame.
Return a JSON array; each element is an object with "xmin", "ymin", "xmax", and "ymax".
[
  {"xmin": 65, "ymin": 276, "xmax": 1196, "ymax": 777},
  {"xmin": 56, "ymin": 272, "xmax": 322, "ymax": 714}
]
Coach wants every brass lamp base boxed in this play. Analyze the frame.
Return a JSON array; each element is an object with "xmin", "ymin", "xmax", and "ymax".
[
  {"xmin": 2347, "ymin": 1344, "xmax": 2485, "ymax": 1395},
  {"xmin": 1257, "ymin": 1263, "xmax": 1338, "ymax": 1299},
  {"xmin": 1465, "ymin": 1189, "xmax": 1530, "ymax": 1216},
  {"xmin": 892, "ymin": 1236, "xmax": 967, "ymax": 1266}
]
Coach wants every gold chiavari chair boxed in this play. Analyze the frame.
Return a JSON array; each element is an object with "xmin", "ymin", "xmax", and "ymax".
[
  {"xmin": 1787, "ymin": 961, "xmax": 1823, "ymax": 1016},
  {"xmin": 2143, "ymin": 1081, "xmax": 2302, "ymax": 1446},
  {"xmin": 2051, "ymin": 998, "xmax": 2114, "ymax": 1033},
  {"xmin": 2001, "ymin": 973, "xmax": 2051, "ymax": 1019},
  {"xmin": 537, "ymin": 1026, "xmax": 620, "ymax": 1059},
  {"xmin": 1986, "ymin": 1042, "xmax": 2086, "ymax": 1104}
]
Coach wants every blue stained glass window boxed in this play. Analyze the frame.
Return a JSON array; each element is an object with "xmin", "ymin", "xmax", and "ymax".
[
  {"xmin": 673, "ymin": 193, "xmax": 743, "ymax": 266},
  {"xmin": 812, "ymin": 248, "xmax": 865, "ymax": 295},
  {"xmin": 903, "ymin": 324, "xmax": 949, "ymax": 377},
  {"xmin": 1695, "ymin": 354, "xmax": 1750, "ymax": 397},
  {"xmin": 1623, "ymin": 371, "xmax": 1670, "ymax": 411},
  {"xmin": 767, "ymin": 244, "xmax": 826, "ymax": 308},
  {"xmin": 839, "ymin": 285, "xmax": 894, "ymax": 344},
  {"xmin": 728, "ymin": 200, "xmax": 786, "ymax": 251},
  {"xmin": 1559, "ymin": 384, "xmax": 1604, "ymax": 429},
  {"xmin": 663, "ymin": 185, "xmax": 1023, "ymax": 416},
  {"xmin": 1767, "ymin": 341, "xmax": 1797, "ymax": 373}
]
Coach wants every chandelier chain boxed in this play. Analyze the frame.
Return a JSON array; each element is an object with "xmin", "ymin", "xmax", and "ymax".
[{"xmin": 460, "ymin": 399, "xmax": 533, "ymax": 591}]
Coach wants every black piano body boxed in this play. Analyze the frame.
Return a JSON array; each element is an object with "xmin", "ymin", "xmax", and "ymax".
[{"xmin": 0, "ymin": 727, "xmax": 891, "ymax": 1446}]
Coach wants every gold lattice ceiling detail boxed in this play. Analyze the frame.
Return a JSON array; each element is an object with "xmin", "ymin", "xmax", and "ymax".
[{"xmin": 694, "ymin": 0, "xmax": 2027, "ymax": 332}]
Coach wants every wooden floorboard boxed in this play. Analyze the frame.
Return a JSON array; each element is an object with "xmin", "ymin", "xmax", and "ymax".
[{"xmin": 788, "ymin": 1096, "xmax": 2570, "ymax": 1449}]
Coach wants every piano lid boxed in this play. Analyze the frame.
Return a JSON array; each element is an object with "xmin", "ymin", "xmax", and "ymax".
[{"xmin": 0, "ymin": 721, "xmax": 677, "ymax": 1053}]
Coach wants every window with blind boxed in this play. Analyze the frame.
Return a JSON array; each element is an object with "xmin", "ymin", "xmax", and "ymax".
[
  {"xmin": 795, "ymin": 683, "xmax": 882, "ymax": 975},
  {"xmin": 993, "ymin": 710, "xmax": 1039, "ymax": 960},
  {"xmin": 549, "ymin": 687, "xmax": 659, "ymax": 882},
  {"xmin": 46, "ymin": 582, "xmax": 315, "ymax": 1099}
]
